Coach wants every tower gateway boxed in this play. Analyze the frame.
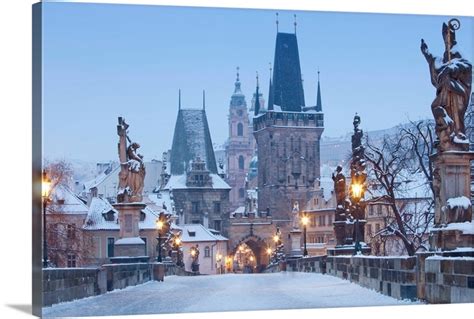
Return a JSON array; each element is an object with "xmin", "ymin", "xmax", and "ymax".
[{"xmin": 253, "ymin": 30, "xmax": 324, "ymax": 226}]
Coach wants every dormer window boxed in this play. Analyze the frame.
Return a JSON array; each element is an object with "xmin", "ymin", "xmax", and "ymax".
[
  {"xmin": 188, "ymin": 231, "xmax": 196, "ymax": 237},
  {"xmin": 57, "ymin": 199, "xmax": 65, "ymax": 205},
  {"xmin": 103, "ymin": 210, "xmax": 115, "ymax": 222}
]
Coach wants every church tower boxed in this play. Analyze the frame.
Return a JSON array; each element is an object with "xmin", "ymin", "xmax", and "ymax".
[
  {"xmin": 253, "ymin": 26, "xmax": 324, "ymax": 223},
  {"xmin": 226, "ymin": 68, "xmax": 255, "ymax": 211}
]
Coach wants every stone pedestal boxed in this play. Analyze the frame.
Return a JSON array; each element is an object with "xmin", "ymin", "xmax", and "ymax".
[
  {"xmin": 113, "ymin": 202, "xmax": 147, "ymax": 258},
  {"xmin": 429, "ymin": 151, "xmax": 474, "ymax": 251},
  {"xmin": 289, "ymin": 229, "xmax": 303, "ymax": 257},
  {"xmin": 333, "ymin": 220, "xmax": 355, "ymax": 247}
]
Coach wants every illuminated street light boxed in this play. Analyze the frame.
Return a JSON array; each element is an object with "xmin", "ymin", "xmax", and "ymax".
[
  {"xmin": 42, "ymin": 169, "xmax": 52, "ymax": 268},
  {"xmin": 301, "ymin": 213, "xmax": 309, "ymax": 257},
  {"xmin": 156, "ymin": 218, "xmax": 164, "ymax": 262},
  {"xmin": 351, "ymin": 183, "xmax": 363, "ymax": 201}
]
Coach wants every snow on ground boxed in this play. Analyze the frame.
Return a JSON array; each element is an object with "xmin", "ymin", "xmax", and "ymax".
[{"xmin": 42, "ymin": 272, "xmax": 419, "ymax": 317}]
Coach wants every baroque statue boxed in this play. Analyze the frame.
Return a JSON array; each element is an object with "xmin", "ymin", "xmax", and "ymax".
[
  {"xmin": 116, "ymin": 117, "xmax": 146, "ymax": 203},
  {"xmin": 291, "ymin": 201, "xmax": 300, "ymax": 230},
  {"xmin": 421, "ymin": 18, "xmax": 472, "ymax": 151}
]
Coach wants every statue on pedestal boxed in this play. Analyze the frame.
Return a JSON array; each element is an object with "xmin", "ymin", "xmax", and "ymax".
[
  {"xmin": 291, "ymin": 201, "xmax": 300, "ymax": 230},
  {"xmin": 421, "ymin": 18, "xmax": 472, "ymax": 151},
  {"xmin": 332, "ymin": 165, "xmax": 347, "ymax": 221},
  {"xmin": 116, "ymin": 117, "xmax": 146, "ymax": 203}
]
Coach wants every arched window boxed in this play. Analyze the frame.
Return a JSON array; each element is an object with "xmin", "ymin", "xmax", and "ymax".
[
  {"xmin": 238, "ymin": 156, "xmax": 244, "ymax": 170},
  {"xmin": 204, "ymin": 246, "xmax": 210, "ymax": 257},
  {"xmin": 239, "ymin": 188, "xmax": 245, "ymax": 198},
  {"xmin": 237, "ymin": 123, "xmax": 244, "ymax": 136}
]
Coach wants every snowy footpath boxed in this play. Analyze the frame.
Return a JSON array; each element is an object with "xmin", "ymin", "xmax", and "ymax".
[{"xmin": 42, "ymin": 272, "xmax": 419, "ymax": 317}]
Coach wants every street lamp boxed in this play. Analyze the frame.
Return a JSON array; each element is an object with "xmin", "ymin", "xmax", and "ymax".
[
  {"xmin": 42, "ymin": 169, "xmax": 51, "ymax": 268},
  {"xmin": 156, "ymin": 218, "xmax": 164, "ymax": 262},
  {"xmin": 301, "ymin": 214, "xmax": 309, "ymax": 257},
  {"xmin": 172, "ymin": 233, "xmax": 183, "ymax": 266},
  {"xmin": 351, "ymin": 183, "xmax": 363, "ymax": 255}
]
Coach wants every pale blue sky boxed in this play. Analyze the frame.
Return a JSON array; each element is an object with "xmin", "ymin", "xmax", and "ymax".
[{"xmin": 42, "ymin": 2, "xmax": 474, "ymax": 162}]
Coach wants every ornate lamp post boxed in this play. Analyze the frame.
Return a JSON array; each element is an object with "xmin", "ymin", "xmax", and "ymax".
[
  {"xmin": 190, "ymin": 245, "xmax": 200, "ymax": 273},
  {"xmin": 172, "ymin": 232, "xmax": 183, "ymax": 266},
  {"xmin": 351, "ymin": 182, "xmax": 363, "ymax": 254},
  {"xmin": 42, "ymin": 169, "xmax": 52, "ymax": 268},
  {"xmin": 156, "ymin": 218, "xmax": 164, "ymax": 262},
  {"xmin": 301, "ymin": 214, "xmax": 309, "ymax": 257}
]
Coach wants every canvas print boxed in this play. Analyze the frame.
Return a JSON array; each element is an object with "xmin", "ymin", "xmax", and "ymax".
[{"xmin": 32, "ymin": 1, "xmax": 474, "ymax": 317}]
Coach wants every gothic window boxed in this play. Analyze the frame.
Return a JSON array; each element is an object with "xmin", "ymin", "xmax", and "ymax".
[
  {"xmin": 239, "ymin": 188, "xmax": 245, "ymax": 198},
  {"xmin": 237, "ymin": 123, "xmax": 244, "ymax": 136},
  {"xmin": 238, "ymin": 156, "xmax": 244, "ymax": 170},
  {"xmin": 214, "ymin": 220, "xmax": 221, "ymax": 231}
]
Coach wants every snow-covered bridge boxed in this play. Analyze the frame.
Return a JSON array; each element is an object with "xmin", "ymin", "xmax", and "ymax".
[{"xmin": 43, "ymin": 272, "xmax": 418, "ymax": 317}]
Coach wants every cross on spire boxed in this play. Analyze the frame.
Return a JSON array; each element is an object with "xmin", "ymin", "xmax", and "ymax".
[
  {"xmin": 276, "ymin": 12, "xmax": 279, "ymax": 32},
  {"xmin": 236, "ymin": 66, "xmax": 240, "ymax": 81},
  {"xmin": 294, "ymin": 14, "xmax": 297, "ymax": 34}
]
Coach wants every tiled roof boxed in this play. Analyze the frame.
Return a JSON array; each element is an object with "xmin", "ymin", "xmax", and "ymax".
[{"xmin": 170, "ymin": 109, "xmax": 218, "ymax": 174}]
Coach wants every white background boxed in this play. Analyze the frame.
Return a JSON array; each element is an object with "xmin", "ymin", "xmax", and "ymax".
[{"xmin": 0, "ymin": 1, "xmax": 473, "ymax": 318}]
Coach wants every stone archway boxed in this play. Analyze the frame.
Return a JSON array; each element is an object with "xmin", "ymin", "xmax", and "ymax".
[{"xmin": 230, "ymin": 234, "xmax": 271, "ymax": 273}]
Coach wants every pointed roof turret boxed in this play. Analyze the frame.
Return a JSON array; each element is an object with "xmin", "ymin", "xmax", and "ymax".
[
  {"xmin": 268, "ymin": 63, "xmax": 274, "ymax": 111},
  {"xmin": 271, "ymin": 31, "xmax": 305, "ymax": 112},
  {"xmin": 316, "ymin": 69, "xmax": 322, "ymax": 112},
  {"xmin": 254, "ymin": 72, "xmax": 261, "ymax": 116}
]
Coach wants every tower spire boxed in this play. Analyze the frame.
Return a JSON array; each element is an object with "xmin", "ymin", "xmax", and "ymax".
[
  {"xmin": 276, "ymin": 12, "xmax": 279, "ymax": 33},
  {"xmin": 316, "ymin": 68, "xmax": 322, "ymax": 112},
  {"xmin": 294, "ymin": 14, "xmax": 297, "ymax": 34},
  {"xmin": 203, "ymin": 90, "xmax": 206, "ymax": 110},
  {"xmin": 234, "ymin": 66, "xmax": 242, "ymax": 94},
  {"xmin": 254, "ymin": 71, "xmax": 260, "ymax": 116},
  {"xmin": 268, "ymin": 63, "xmax": 274, "ymax": 110},
  {"xmin": 178, "ymin": 89, "xmax": 181, "ymax": 110}
]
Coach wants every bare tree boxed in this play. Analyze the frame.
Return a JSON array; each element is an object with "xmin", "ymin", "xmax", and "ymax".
[{"xmin": 364, "ymin": 120, "xmax": 435, "ymax": 256}]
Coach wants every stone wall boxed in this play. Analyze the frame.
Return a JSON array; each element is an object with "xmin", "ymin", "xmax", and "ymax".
[
  {"xmin": 326, "ymin": 256, "xmax": 418, "ymax": 300},
  {"xmin": 265, "ymin": 253, "xmax": 474, "ymax": 303},
  {"xmin": 43, "ymin": 268, "xmax": 105, "ymax": 307},
  {"xmin": 43, "ymin": 262, "xmax": 180, "ymax": 307},
  {"xmin": 423, "ymin": 256, "xmax": 474, "ymax": 303}
]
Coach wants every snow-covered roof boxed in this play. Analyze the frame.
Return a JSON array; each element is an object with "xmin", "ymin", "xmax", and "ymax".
[
  {"xmin": 180, "ymin": 224, "xmax": 228, "ymax": 243},
  {"xmin": 83, "ymin": 166, "xmax": 119, "ymax": 191},
  {"xmin": 49, "ymin": 184, "xmax": 89, "ymax": 215},
  {"xmin": 83, "ymin": 197, "xmax": 171, "ymax": 231},
  {"xmin": 147, "ymin": 191, "xmax": 175, "ymax": 215},
  {"xmin": 164, "ymin": 174, "xmax": 231, "ymax": 190}
]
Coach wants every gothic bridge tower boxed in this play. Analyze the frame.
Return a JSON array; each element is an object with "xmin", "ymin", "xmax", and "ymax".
[{"xmin": 253, "ymin": 25, "xmax": 325, "ymax": 228}]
